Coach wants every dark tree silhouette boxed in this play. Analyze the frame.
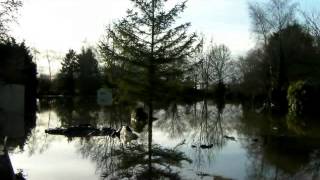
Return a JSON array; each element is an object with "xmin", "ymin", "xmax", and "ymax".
[
  {"xmin": 302, "ymin": 10, "xmax": 320, "ymax": 48},
  {"xmin": 57, "ymin": 49, "xmax": 78, "ymax": 95},
  {"xmin": 76, "ymin": 47, "xmax": 101, "ymax": 95},
  {"xmin": 0, "ymin": 38, "xmax": 37, "ymax": 131},
  {"xmin": 248, "ymin": 0, "xmax": 298, "ymax": 110},
  {"xmin": 100, "ymin": 1, "xmax": 200, "ymax": 176},
  {"xmin": 99, "ymin": 0, "xmax": 200, "ymax": 102}
]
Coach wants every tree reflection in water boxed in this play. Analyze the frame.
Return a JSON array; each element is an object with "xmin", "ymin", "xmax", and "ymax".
[
  {"xmin": 8, "ymin": 96, "xmax": 320, "ymax": 179},
  {"xmin": 78, "ymin": 132, "xmax": 191, "ymax": 179},
  {"xmin": 154, "ymin": 100, "xmax": 242, "ymax": 174},
  {"xmin": 29, "ymin": 98, "xmax": 243, "ymax": 179},
  {"xmin": 189, "ymin": 100, "xmax": 226, "ymax": 170},
  {"xmin": 60, "ymin": 97, "xmax": 192, "ymax": 179},
  {"xmin": 237, "ymin": 109, "xmax": 320, "ymax": 180}
]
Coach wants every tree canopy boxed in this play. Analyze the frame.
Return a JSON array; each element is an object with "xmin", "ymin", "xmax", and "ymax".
[{"xmin": 99, "ymin": 0, "xmax": 200, "ymax": 102}]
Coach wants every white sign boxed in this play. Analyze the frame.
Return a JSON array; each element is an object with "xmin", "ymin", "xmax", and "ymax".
[{"xmin": 97, "ymin": 88, "xmax": 112, "ymax": 106}]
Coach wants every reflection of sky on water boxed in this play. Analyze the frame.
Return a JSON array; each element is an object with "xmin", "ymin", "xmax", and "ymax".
[
  {"xmin": 11, "ymin": 140, "xmax": 99, "ymax": 180},
  {"xmin": 179, "ymin": 141, "xmax": 247, "ymax": 180},
  {"xmin": 9, "ymin": 111, "xmax": 99, "ymax": 180},
  {"xmin": 6, "ymin": 101, "xmax": 320, "ymax": 180},
  {"xmin": 9, "ymin": 103, "xmax": 247, "ymax": 180},
  {"xmin": 149, "ymin": 132, "xmax": 247, "ymax": 180},
  {"xmin": 150, "ymin": 104, "xmax": 247, "ymax": 180},
  {"xmin": 8, "ymin": 103, "xmax": 247, "ymax": 179}
]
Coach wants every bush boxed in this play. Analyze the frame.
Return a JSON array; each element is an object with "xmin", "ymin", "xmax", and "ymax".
[{"xmin": 287, "ymin": 80, "xmax": 320, "ymax": 117}]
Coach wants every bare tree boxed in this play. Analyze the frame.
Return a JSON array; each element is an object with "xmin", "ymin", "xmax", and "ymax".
[
  {"xmin": 207, "ymin": 44, "xmax": 231, "ymax": 85},
  {"xmin": 302, "ymin": 10, "xmax": 320, "ymax": 47},
  {"xmin": 0, "ymin": 0, "xmax": 22, "ymax": 38},
  {"xmin": 248, "ymin": 0, "xmax": 298, "ymax": 109},
  {"xmin": 249, "ymin": 0, "xmax": 298, "ymax": 44},
  {"xmin": 249, "ymin": 2, "xmax": 272, "ymax": 45}
]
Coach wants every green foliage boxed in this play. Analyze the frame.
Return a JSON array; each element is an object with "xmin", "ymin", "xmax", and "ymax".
[
  {"xmin": 77, "ymin": 48, "xmax": 101, "ymax": 95},
  {"xmin": 240, "ymin": 23, "xmax": 320, "ymax": 110},
  {"xmin": 0, "ymin": 38, "xmax": 37, "ymax": 122},
  {"xmin": 238, "ymin": 49, "xmax": 269, "ymax": 100},
  {"xmin": 286, "ymin": 114, "xmax": 307, "ymax": 135},
  {"xmin": 56, "ymin": 49, "xmax": 78, "ymax": 95},
  {"xmin": 56, "ymin": 48, "xmax": 101, "ymax": 95},
  {"xmin": 287, "ymin": 80, "xmax": 305, "ymax": 116},
  {"xmin": 287, "ymin": 80, "xmax": 320, "ymax": 117},
  {"xmin": 266, "ymin": 24, "xmax": 319, "ymax": 83},
  {"xmin": 37, "ymin": 74, "xmax": 51, "ymax": 95},
  {"xmin": 0, "ymin": 38, "xmax": 37, "ymax": 98},
  {"xmin": 245, "ymin": 0, "xmax": 319, "ymax": 111},
  {"xmin": 0, "ymin": 38, "xmax": 35, "ymax": 83},
  {"xmin": 99, "ymin": 0, "xmax": 200, "ymax": 102}
]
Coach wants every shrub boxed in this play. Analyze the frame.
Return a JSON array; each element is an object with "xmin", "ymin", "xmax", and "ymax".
[{"xmin": 287, "ymin": 80, "xmax": 320, "ymax": 117}]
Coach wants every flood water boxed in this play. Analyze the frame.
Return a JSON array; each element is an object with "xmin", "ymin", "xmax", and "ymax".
[{"xmin": 4, "ymin": 98, "xmax": 320, "ymax": 180}]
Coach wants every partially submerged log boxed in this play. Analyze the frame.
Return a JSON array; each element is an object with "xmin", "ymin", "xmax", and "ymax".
[{"xmin": 45, "ymin": 124, "xmax": 117, "ymax": 137}]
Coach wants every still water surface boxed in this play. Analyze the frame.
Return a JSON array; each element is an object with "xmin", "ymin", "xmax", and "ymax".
[{"xmin": 6, "ymin": 98, "xmax": 320, "ymax": 180}]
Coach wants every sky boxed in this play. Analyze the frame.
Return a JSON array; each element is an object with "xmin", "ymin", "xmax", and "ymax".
[{"xmin": 9, "ymin": 0, "xmax": 320, "ymax": 74}]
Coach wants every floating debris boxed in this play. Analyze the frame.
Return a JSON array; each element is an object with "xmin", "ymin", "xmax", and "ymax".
[
  {"xmin": 45, "ymin": 124, "xmax": 118, "ymax": 138},
  {"xmin": 196, "ymin": 171, "xmax": 212, "ymax": 177},
  {"xmin": 200, "ymin": 144, "xmax": 213, "ymax": 149},
  {"xmin": 224, "ymin": 135, "xmax": 236, "ymax": 141}
]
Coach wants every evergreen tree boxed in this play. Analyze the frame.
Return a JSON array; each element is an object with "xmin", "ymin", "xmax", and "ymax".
[
  {"xmin": 0, "ymin": 38, "xmax": 37, "ymax": 122},
  {"xmin": 100, "ymin": 2, "xmax": 199, "ymax": 174},
  {"xmin": 77, "ymin": 47, "xmax": 101, "ymax": 95},
  {"xmin": 99, "ymin": 0, "xmax": 200, "ymax": 102},
  {"xmin": 57, "ymin": 49, "xmax": 78, "ymax": 95}
]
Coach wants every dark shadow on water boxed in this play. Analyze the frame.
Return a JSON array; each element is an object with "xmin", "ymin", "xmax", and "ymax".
[
  {"xmin": 238, "ymin": 108, "xmax": 320, "ymax": 180},
  {"xmin": 0, "ymin": 87, "xmax": 36, "ymax": 180}
]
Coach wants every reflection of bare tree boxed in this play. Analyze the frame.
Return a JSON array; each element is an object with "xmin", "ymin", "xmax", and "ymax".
[
  {"xmin": 169, "ymin": 104, "xmax": 187, "ymax": 137},
  {"xmin": 155, "ymin": 103, "xmax": 188, "ymax": 138},
  {"xmin": 77, "ymin": 137, "xmax": 119, "ymax": 177},
  {"xmin": 154, "ymin": 100, "xmax": 243, "ymax": 174},
  {"xmin": 243, "ymin": 141, "xmax": 270, "ymax": 180},
  {"xmin": 190, "ymin": 100, "xmax": 226, "ymax": 171},
  {"xmin": 24, "ymin": 127, "xmax": 51, "ymax": 155},
  {"xmin": 18, "ymin": 99, "xmax": 132, "ymax": 157},
  {"xmin": 24, "ymin": 98, "xmax": 68, "ymax": 155},
  {"xmin": 203, "ymin": 100, "xmax": 225, "ymax": 145},
  {"xmin": 106, "ymin": 104, "xmax": 131, "ymax": 128},
  {"xmin": 155, "ymin": 101, "xmax": 230, "ymax": 142},
  {"xmin": 52, "ymin": 97, "xmax": 132, "ymax": 130},
  {"xmin": 24, "ymin": 109, "xmax": 58, "ymax": 156}
]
